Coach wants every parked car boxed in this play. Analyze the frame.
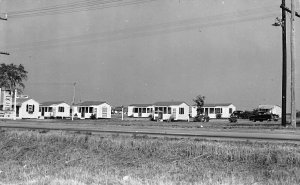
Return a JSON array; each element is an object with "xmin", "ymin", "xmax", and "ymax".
[
  {"xmin": 249, "ymin": 111, "xmax": 278, "ymax": 122},
  {"xmin": 229, "ymin": 114, "xmax": 238, "ymax": 123},
  {"xmin": 231, "ymin": 110, "xmax": 243, "ymax": 119},
  {"xmin": 231, "ymin": 110, "xmax": 252, "ymax": 119}
]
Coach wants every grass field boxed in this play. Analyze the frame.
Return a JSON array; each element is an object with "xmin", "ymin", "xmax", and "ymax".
[{"xmin": 1, "ymin": 129, "xmax": 300, "ymax": 185}]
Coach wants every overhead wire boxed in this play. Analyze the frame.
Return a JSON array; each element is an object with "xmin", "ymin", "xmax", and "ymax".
[
  {"xmin": 5, "ymin": 4, "xmax": 280, "ymax": 52},
  {"xmin": 8, "ymin": 0, "xmax": 157, "ymax": 18}
]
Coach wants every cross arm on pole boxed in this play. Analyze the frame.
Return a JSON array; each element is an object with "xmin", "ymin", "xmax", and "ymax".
[
  {"xmin": 0, "ymin": 52, "xmax": 10, "ymax": 55},
  {"xmin": 280, "ymin": 4, "xmax": 300, "ymax": 18}
]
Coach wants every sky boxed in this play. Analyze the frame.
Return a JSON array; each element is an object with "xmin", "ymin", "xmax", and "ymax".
[{"xmin": 0, "ymin": 0, "xmax": 300, "ymax": 110}]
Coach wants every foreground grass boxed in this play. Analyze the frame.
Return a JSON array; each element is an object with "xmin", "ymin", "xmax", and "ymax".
[{"xmin": 0, "ymin": 130, "xmax": 300, "ymax": 185}]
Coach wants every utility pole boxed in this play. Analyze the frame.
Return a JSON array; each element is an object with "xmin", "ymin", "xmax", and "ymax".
[
  {"xmin": 1, "ymin": 14, "xmax": 9, "ymax": 56},
  {"xmin": 273, "ymin": 0, "xmax": 287, "ymax": 127},
  {"xmin": 281, "ymin": 0, "xmax": 287, "ymax": 127},
  {"xmin": 290, "ymin": 0, "xmax": 296, "ymax": 128},
  {"xmin": 276, "ymin": 2, "xmax": 299, "ymax": 127},
  {"xmin": 71, "ymin": 82, "xmax": 76, "ymax": 121}
]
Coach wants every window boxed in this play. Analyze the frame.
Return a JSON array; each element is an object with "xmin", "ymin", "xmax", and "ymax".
[
  {"xmin": 39, "ymin": 107, "xmax": 41, "ymax": 112},
  {"xmin": 155, "ymin": 107, "xmax": 158, "ymax": 114},
  {"xmin": 229, "ymin": 108, "xmax": 233, "ymax": 114},
  {"xmin": 142, "ymin": 108, "xmax": 146, "ymax": 113},
  {"xmin": 168, "ymin": 107, "xmax": 171, "ymax": 114},
  {"xmin": 26, "ymin": 104, "xmax": 34, "ymax": 113},
  {"xmin": 89, "ymin": 107, "xmax": 93, "ymax": 113},
  {"xmin": 85, "ymin": 107, "xmax": 89, "ymax": 113},
  {"xmin": 78, "ymin": 107, "xmax": 82, "ymax": 113},
  {"xmin": 163, "ymin": 107, "xmax": 167, "ymax": 114},
  {"xmin": 209, "ymin": 108, "xmax": 214, "ymax": 114},
  {"xmin": 147, "ymin": 108, "xmax": 152, "ymax": 113},
  {"xmin": 179, "ymin": 107, "xmax": 184, "ymax": 114},
  {"xmin": 49, "ymin": 107, "xmax": 53, "ymax": 112},
  {"xmin": 58, "ymin": 107, "xmax": 64, "ymax": 112},
  {"xmin": 133, "ymin": 108, "xmax": 138, "ymax": 113},
  {"xmin": 215, "ymin": 108, "xmax": 222, "ymax": 114}
]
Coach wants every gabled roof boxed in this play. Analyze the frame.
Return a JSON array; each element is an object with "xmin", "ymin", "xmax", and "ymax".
[
  {"xmin": 128, "ymin": 104, "xmax": 153, "ymax": 107},
  {"xmin": 114, "ymin": 106, "xmax": 128, "ymax": 111},
  {"xmin": 258, "ymin": 105, "xmax": 280, "ymax": 109},
  {"xmin": 153, "ymin": 101, "xmax": 188, "ymax": 106},
  {"xmin": 203, "ymin": 103, "xmax": 233, "ymax": 107},
  {"xmin": 15, "ymin": 98, "xmax": 38, "ymax": 105},
  {"xmin": 40, "ymin": 101, "xmax": 67, "ymax": 106},
  {"xmin": 76, "ymin": 101, "xmax": 107, "ymax": 106}
]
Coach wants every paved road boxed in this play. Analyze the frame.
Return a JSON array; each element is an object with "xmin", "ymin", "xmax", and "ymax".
[{"xmin": 0, "ymin": 120, "xmax": 300, "ymax": 143}]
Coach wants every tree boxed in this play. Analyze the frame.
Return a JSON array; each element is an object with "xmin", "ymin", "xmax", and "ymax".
[
  {"xmin": 193, "ymin": 95, "xmax": 205, "ymax": 121},
  {"xmin": 0, "ymin": 63, "xmax": 28, "ymax": 92}
]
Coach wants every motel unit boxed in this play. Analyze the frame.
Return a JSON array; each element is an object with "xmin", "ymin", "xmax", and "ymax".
[
  {"xmin": 127, "ymin": 104, "xmax": 154, "ymax": 118},
  {"xmin": 15, "ymin": 98, "xmax": 40, "ymax": 119},
  {"xmin": 39, "ymin": 101, "xmax": 71, "ymax": 119},
  {"xmin": 153, "ymin": 101, "xmax": 190, "ymax": 121},
  {"xmin": 73, "ymin": 101, "xmax": 111, "ymax": 119},
  {"xmin": 258, "ymin": 105, "xmax": 281, "ymax": 117},
  {"xmin": 191, "ymin": 103, "xmax": 236, "ymax": 119}
]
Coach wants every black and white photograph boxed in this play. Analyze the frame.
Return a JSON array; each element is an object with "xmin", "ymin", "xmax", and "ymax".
[{"xmin": 0, "ymin": 0, "xmax": 300, "ymax": 184}]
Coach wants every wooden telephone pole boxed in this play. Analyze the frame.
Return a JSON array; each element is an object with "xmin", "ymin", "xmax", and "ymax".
[
  {"xmin": 1, "ymin": 14, "xmax": 9, "ymax": 56},
  {"xmin": 277, "ymin": 1, "xmax": 299, "ymax": 127},
  {"xmin": 290, "ymin": 0, "xmax": 296, "ymax": 128}
]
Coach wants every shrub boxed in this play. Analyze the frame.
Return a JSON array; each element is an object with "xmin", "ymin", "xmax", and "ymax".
[
  {"xmin": 149, "ymin": 114, "xmax": 155, "ymax": 121},
  {"xmin": 90, "ymin": 114, "xmax": 97, "ymax": 119},
  {"xmin": 168, "ymin": 115, "xmax": 175, "ymax": 122},
  {"xmin": 216, "ymin": 113, "xmax": 222, "ymax": 119},
  {"xmin": 194, "ymin": 115, "xmax": 209, "ymax": 122}
]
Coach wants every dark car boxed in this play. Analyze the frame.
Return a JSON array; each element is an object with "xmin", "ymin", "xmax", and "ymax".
[
  {"xmin": 231, "ymin": 110, "xmax": 252, "ymax": 119},
  {"xmin": 231, "ymin": 110, "xmax": 244, "ymax": 119},
  {"xmin": 249, "ymin": 111, "xmax": 278, "ymax": 122}
]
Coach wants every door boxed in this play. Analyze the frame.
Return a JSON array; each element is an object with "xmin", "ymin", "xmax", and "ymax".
[
  {"xmin": 158, "ymin": 112, "xmax": 163, "ymax": 120},
  {"xmin": 102, "ymin": 107, "xmax": 107, "ymax": 118},
  {"xmin": 16, "ymin": 106, "xmax": 20, "ymax": 117},
  {"xmin": 93, "ymin": 107, "xmax": 97, "ymax": 118},
  {"xmin": 81, "ymin": 107, "xmax": 85, "ymax": 118}
]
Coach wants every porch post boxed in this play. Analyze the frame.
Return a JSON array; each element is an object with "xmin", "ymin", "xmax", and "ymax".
[
  {"xmin": 13, "ymin": 89, "xmax": 17, "ymax": 120},
  {"xmin": 0, "ymin": 87, "xmax": 1, "ymax": 110},
  {"xmin": 121, "ymin": 106, "xmax": 124, "ymax": 120}
]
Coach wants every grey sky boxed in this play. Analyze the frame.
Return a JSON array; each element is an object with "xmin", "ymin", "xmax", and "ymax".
[{"xmin": 1, "ymin": 0, "xmax": 300, "ymax": 110}]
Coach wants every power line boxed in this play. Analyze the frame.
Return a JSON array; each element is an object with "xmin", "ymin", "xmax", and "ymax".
[
  {"xmin": 5, "ymin": 6, "xmax": 279, "ymax": 51},
  {"xmin": 8, "ymin": 0, "xmax": 157, "ymax": 18}
]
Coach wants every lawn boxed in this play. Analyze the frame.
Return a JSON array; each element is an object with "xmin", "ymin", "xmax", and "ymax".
[{"xmin": 0, "ymin": 130, "xmax": 300, "ymax": 185}]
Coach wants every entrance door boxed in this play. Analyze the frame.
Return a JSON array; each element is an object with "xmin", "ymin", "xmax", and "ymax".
[
  {"xmin": 158, "ymin": 112, "xmax": 163, "ymax": 120},
  {"xmin": 138, "ymin": 108, "xmax": 142, "ymax": 117},
  {"xmin": 81, "ymin": 107, "xmax": 85, "ymax": 118},
  {"xmin": 41, "ymin": 107, "xmax": 45, "ymax": 116},
  {"xmin": 102, "ymin": 107, "xmax": 107, "ymax": 118},
  {"xmin": 16, "ymin": 106, "xmax": 20, "ymax": 117}
]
